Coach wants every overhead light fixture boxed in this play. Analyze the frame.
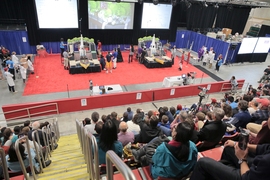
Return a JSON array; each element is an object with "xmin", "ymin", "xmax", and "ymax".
[
  {"xmin": 214, "ymin": 3, "xmax": 219, "ymax": 8},
  {"xmin": 139, "ymin": 0, "xmax": 143, "ymax": 4},
  {"xmin": 171, "ymin": 0, "xmax": 177, "ymax": 6},
  {"xmin": 204, "ymin": 1, "xmax": 208, "ymax": 7},
  {"xmin": 153, "ymin": 0, "xmax": 158, "ymax": 5}
]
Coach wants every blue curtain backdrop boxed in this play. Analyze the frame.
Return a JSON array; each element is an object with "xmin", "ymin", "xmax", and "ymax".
[
  {"xmin": 175, "ymin": 30, "xmax": 191, "ymax": 49},
  {"xmin": 0, "ymin": 31, "xmax": 36, "ymax": 54}
]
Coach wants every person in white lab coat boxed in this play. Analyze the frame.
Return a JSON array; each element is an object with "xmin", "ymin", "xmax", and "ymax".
[
  {"xmin": 4, "ymin": 67, "xmax": 17, "ymax": 92},
  {"xmin": 18, "ymin": 64, "xmax": 27, "ymax": 83}
]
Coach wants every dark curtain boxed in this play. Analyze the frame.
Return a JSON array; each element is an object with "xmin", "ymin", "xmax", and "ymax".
[
  {"xmin": 186, "ymin": 4, "xmax": 217, "ymax": 31},
  {"xmin": 215, "ymin": 6, "xmax": 251, "ymax": 34},
  {"xmin": 259, "ymin": 25, "xmax": 270, "ymax": 37},
  {"xmin": 0, "ymin": 0, "xmax": 25, "ymax": 22}
]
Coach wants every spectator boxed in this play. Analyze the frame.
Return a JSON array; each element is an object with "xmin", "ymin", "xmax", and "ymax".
[
  {"xmin": 134, "ymin": 115, "xmax": 163, "ymax": 143},
  {"xmin": 190, "ymin": 141, "xmax": 270, "ymax": 180},
  {"xmin": 163, "ymin": 106, "xmax": 174, "ymax": 123},
  {"xmin": 85, "ymin": 112, "xmax": 100, "ymax": 135},
  {"xmin": 23, "ymin": 120, "xmax": 32, "ymax": 130},
  {"xmin": 126, "ymin": 107, "xmax": 133, "ymax": 121},
  {"xmin": 121, "ymin": 112, "xmax": 129, "ymax": 122},
  {"xmin": 117, "ymin": 122, "xmax": 134, "ymax": 147},
  {"xmin": 83, "ymin": 117, "xmax": 91, "ymax": 126},
  {"xmin": 151, "ymin": 121, "xmax": 198, "ymax": 179},
  {"xmin": 111, "ymin": 112, "xmax": 120, "ymax": 132},
  {"xmin": 222, "ymin": 103, "xmax": 233, "ymax": 122},
  {"xmin": 170, "ymin": 111, "xmax": 188, "ymax": 129},
  {"xmin": 227, "ymin": 96, "xmax": 238, "ymax": 109},
  {"xmin": 229, "ymin": 100, "xmax": 251, "ymax": 130},
  {"xmin": 197, "ymin": 108, "xmax": 227, "ymax": 148},
  {"xmin": 248, "ymin": 117, "xmax": 270, "ymax": 145},
  {"xmin": 248, "ymin": 98, "xmax": 258, "ymax": 115},
  {"xmin": 94, "ymin": 121, "xmax": 103, "ymax": 139},
  {"xmin": 127, "ymin": 114, "xmax": 141, "ymax": 135},
  {"xmin": 251, "ymin": 98, "xmax": 269, "ymax": 124},
  {"xmin": 169, "ymin": 106, "xmax": 176, "ymax": 118},
  {"xmin": 97, "ymin": 120, "xmax": 122, "ymax": 164},
  {"xmin": 158, "ymin": 115, "xmax": 170, "ymax": 129}
]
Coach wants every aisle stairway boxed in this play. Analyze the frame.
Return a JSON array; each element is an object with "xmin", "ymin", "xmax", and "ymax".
[{"xmin": 37, "ymin": 134, "xmax": 89, "ymax": 180}]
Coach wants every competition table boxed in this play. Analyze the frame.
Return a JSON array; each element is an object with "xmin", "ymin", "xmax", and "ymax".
[
  {"xmin": 162, "ymin": 76, "xmax": 184, "ymax": 87},
  {"xmin": 92, "ymin": 84, "xmax": 123, "ymax": 95},
  {"xmin": 69, "ymin": 59, "xmax": 101, "ymax": 74},
  {"xmin": 144, "ymin": 56, "xmax": 172, "ymax": 68}
]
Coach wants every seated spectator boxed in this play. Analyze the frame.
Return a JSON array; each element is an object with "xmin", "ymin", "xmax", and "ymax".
[
  {"xmin": 170, "ymin": 111, "xmax": 188, "ymax": 129},
  {"xmin": 117, "ymin": 122, "xmax": 134, "ymax": 147},
  {"xmin": 94, "ymin": 121, "xmax": 103, "ymax": 139},
  {"xmin": 169, "ymin": 106, "xmax": 176, "ymax": 118},
  {"xmin": 2, "ymin": 128, "xmax": 16, "ymax": 146},
  {"xmin": 136, "ymin": 108, "xmax": 144, "ymax": 122},
  {"xmin": 134, "ymin": 115, "xmax": 163, "ymax": 143},
  {"xmin": 248, "ymin": 117, "xmax": 270, "ymax": 145},
  {"xmin": 120, "ymin": 112, "xmax": 129, "ymax": 122},
  {"xmin": 163, "ymin": 106, "xmax": 174, "ymax": 123},
  {"xmin": 248, "ymin": 98, "xmax": 258, "ymax": 115},
  {"xmin": 227, "ymin": 96, "xmax": 238, "ymax": 109},
  {"xmin": 151, "ymin": 121, "xmax": 198, "ymax": 179},
  {"xmin": 85, "ymin": 112, "xmax": 100, "ymax": 135},
  {"xmin": 144, "ymin": 110, "xmax": 154, "ymax": 122},
  {"xmin": 229, "ymin": 100, "xmax": 251, "ymax": 130},
  {"xmin": 13, "ymin": 126, "xmax": 21, "ymax": 136},
  {"xmin": 6, "ymin": 143, "xmax": 41, "ymax": 174},
  {"xmin": 97, "ymin": 120, "xmax": 122, "ymax": 164},
  {"xmin": 127, "ymin": 114, "xmax": 141, "ymax": 135},
  {"xmin": 222, "ymin": 103, "xmax": 233, "ymax": 122},
  {"xmin": 158, "ymin": 115, "xmax": 170, "ymax": 129},
  {"xmin": 194, "ymin": 112, "xmax": 205, "ymax": 131},
  {"xmin": 197, "ymin": 108, "xmax": 227, "ymax": 147},
  {"xmin": 23, "ymin": 120, "xmax": 32, "ymax": 130},
  {"xmin": 175, "ymin": 104, "xmax": 183, "ymax": 117},
  {"xmin": 251, "ymin": 98, "xmax": 269, "ymax": 124},
  {"xmin": 111, "ymin": 112, "xmax": 120, "ymax": 132},
  {"xmin": 190, "ymin": 140, "xmax": 270, "ymax": 180},
  {"xmin": 101, "ymin": 115, "xmax": 107, "ymax": 124},
  {"xmin": 83, "ymin": 117, "xmax": 91, "ymax": 127},
  {"xmin": 126, "ymin": 107, "xmax": 134, "ymax": 121}
]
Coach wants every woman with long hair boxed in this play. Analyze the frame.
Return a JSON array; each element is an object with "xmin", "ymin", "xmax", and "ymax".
[
  {"xmin": 97, "ymin": 120, "xmax": 123, "ymax": 164},
  {"xmin": 151, "ymin": 121, "xmax": 198, "ymax": 179},
  {"xmin": 127, "ymin": 114, "xmax": 141, "ymax": 135}
]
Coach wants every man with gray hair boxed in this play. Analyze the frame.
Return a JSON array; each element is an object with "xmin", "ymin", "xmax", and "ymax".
[{"xmin": 197, "ymin": 108, "xmax": 227, "ymax": 149}]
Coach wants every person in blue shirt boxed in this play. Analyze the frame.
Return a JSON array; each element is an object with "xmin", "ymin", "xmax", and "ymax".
[
  {"xmin": 112, "ymin": 48, "xmax": 118, "ymax": 69},
  {"xmin": 60, "ymin": 38, "xmax": 66, "ymax": 57},
  {"xmin": 215, "ymin": 54, "xmax": 223, "ymax": 72},
  {"xmin": 227, "ymin": 96, "xmax": 238, "ymax": 109},
  {"xmin": 5, "ymin": 56, "xmax": 15, "ymax": 80}
]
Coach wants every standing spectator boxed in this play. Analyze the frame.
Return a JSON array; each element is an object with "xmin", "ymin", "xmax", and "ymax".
[
  {"xmin": 18, "ymin": 64, "xmax": 27, "ymax": 83},
  {"xmin": 106, "ymin": 52, "xmax": 112, "ymax": 73},
  {"xmin": 112, "ymin": 48, "xmax": 118, "ymax": 69},
  {"xmin": 4, "ymin": 67, "xmax": 16, "ymax": 93},
  {"xmin": 117, "ymin": 122, "xmax": 134, "ymax": 147},
  {"xmin": 215, "ymin": 54, "xmax": 223, "ymax": 72},
  {"xmin": 5, "ymin": 57, "xmax": 15, "ymax": 80},
  {"xmin": 99, "ymin": 55, "xmax": 106, "ymax": 71},
  {"xmin": 27, "ymin": 56, "xmax": 34, "ymax": 74},
  {"xmin": 171, "ymin": 45, "xmax": 176, "ymax": 65},
  {"xmin": 128, "ymin": 45, "xmax": 134, "ymax": 63},
  {"xmin": 202, "ymin": 51, "xmax": 209, "ymax": 66},
  {"xmin": 209, "ymin": 51, "xmax": 215, "ymax": 69},
  {"xmin": 198, "ymin": 46, "xmax": 205, "ymax": 61},
  {"xmin": 230, "ymin": 76, "xmax": 238, "ymax": 94},
  {"xmin": 63, "ymin": 49, "xmax": 71, "ymax": 70},
  {"xmin": 60, "ymin": 38, "xmax": 66, "ymax": 57},
  {"xmin": 97, "ymin": 40, "xmax": 102, "ymax": 57}
]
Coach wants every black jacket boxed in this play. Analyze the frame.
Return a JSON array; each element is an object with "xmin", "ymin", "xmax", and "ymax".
[
  {"xmin": 197, "ymin": 120, "xmax": 226, "ymax": 145},
  {"xmin": 134, "ymin": 122, "xmax": 163, "ymax": 143}
]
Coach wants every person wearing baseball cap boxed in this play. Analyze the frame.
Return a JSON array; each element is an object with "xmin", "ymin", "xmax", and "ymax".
[
  {"xmin": 4, "ymin": 67, "xmax": 17, "ymax": 93},
  {"xmin": 251, "ymin": 98, "xmax": 269, "ymax": 124}
]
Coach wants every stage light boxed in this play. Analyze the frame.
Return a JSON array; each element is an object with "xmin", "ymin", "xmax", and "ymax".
[
  {"xmin": 139, "ymin": 0, "xmax": 143, "ymax": 4},
  {"xmin": 153, "ymin": 0, "xmax": 159, "ymax": 5},
  {"xmin": 215, "ymin": 3, "xmax": 219, "ymax": 8},
  {"xmin": 185, "ymin": 0, "xmax": 192, "ymax": 8},
  {"xmin": 204, "ymin": 1, "xmax": 208, "ymax": 7},
  {"xmin": 171, "ymin": 0, "xmax": 177, "ymax": 6}
]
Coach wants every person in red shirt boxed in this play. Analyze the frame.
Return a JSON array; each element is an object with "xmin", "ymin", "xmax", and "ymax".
[{"xmin": 97, "ymin": 40, "xmax": 102, "ymax": 57}]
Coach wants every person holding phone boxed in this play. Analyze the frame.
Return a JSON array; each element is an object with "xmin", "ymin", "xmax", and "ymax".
[{"xmin": 190, "ymin": 138, "xmax": 270, "ymax": 180}]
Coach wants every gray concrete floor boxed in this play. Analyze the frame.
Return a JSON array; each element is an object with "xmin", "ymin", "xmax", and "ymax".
[{"xmin": 1, "ymin": 53, "xmax": 269, "ymax": 136}]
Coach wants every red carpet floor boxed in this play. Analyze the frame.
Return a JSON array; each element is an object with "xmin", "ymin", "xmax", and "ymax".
[{"xmin": 23, "ymin": 51, "xmax": 208, "ymax": 96}]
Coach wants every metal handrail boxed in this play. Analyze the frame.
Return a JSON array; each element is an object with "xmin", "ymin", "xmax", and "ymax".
[
  {"xmin": 53, "ymin": 118, "xmax": 60, "ymax": 141},
  {"xmin": 4, "ymin": 103, "xmax": 59, "ymax": 120},
  {"xmin": 85, "ymin": 130, "xmax": 100, "ymax": 180},
  {"xmin": 15, "ymin": 136, "xmax": 37, "ymax": 180},
  {"xmin": 220, "ymin": 81, "xmax": 247, "ymax": 92},
  {"xmin": 32, "ymin": 130, "xmax": 45, "ymax": 171},
  {"xmin": 42, "ymin": 127, "xmax": 51, "ymax": 158},
  {"xmin": 0, "ymin": 148, "xmax": 10, "ymax": 180},
  {"xmin": 106, "ymin": 151, "xmax": 136, "ymax": 180},
  {"xmin": 47, "ymin": 124, "xmax": 55, "ymax": 152},
  {"xmin": 76, "ymin": 120, "xmax": 83, "ymax": 152}
]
